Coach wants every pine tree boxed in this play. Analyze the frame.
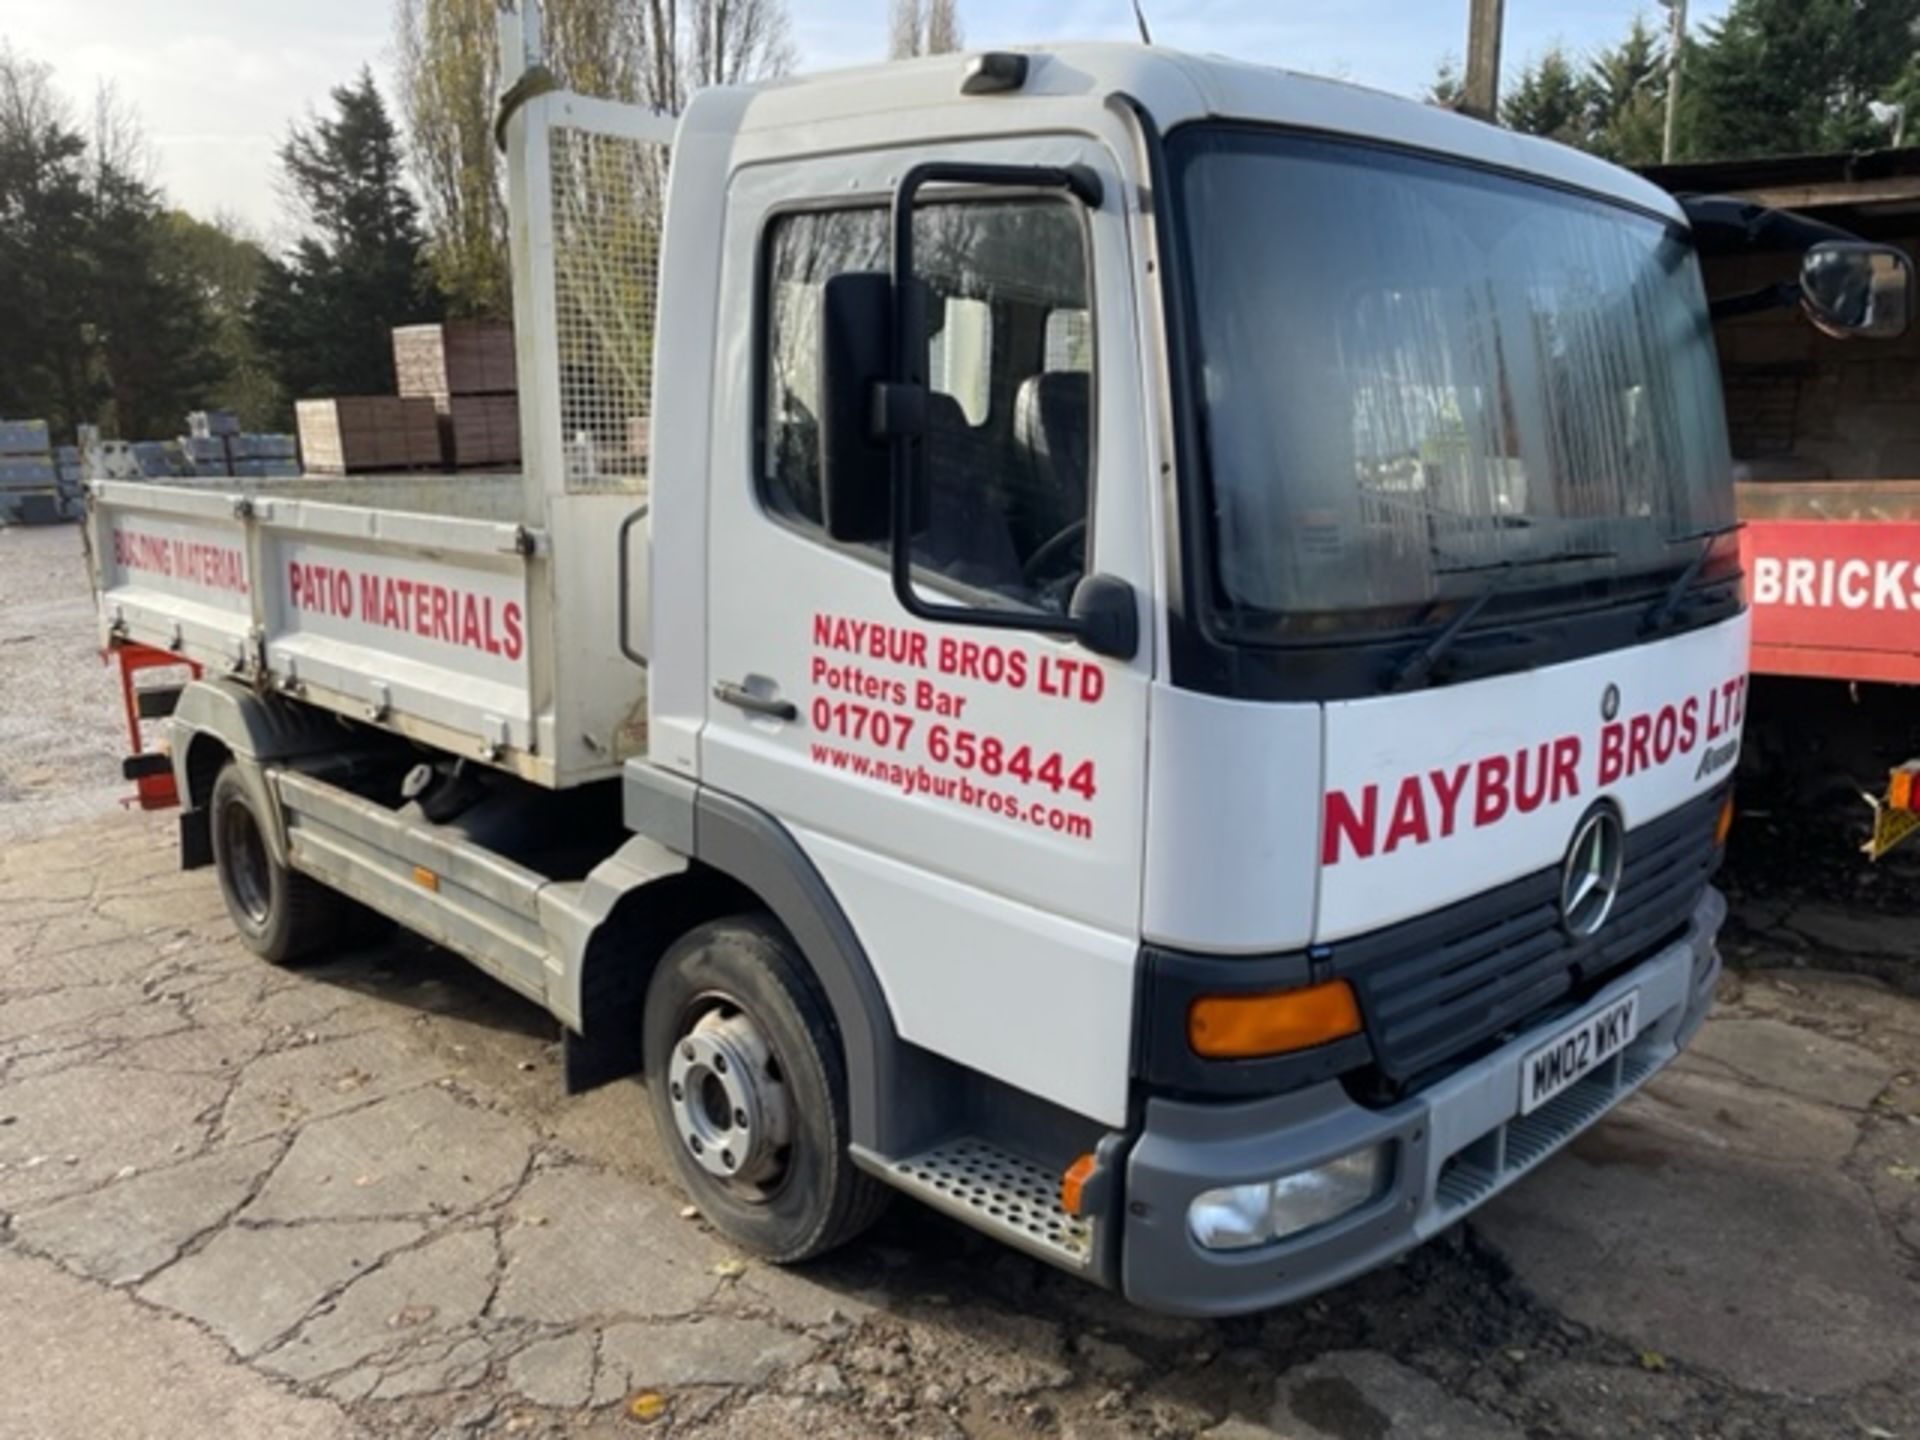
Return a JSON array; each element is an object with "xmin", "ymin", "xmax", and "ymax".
[
  {"xmin": 158, "ymin": 212, "xmax": 281, "ymax": 428},
  {"xmin": 252, "ymin": 70, "xmax": 437, "ymax": 404},
  {"xmin": 87, "ymin": 151, "xmax": 223, "ymax": 437},
  {"xmin": 1588, "ymin": 15, "xmax": 1668, "ymax": 165},
  {"xmin": 0, "ymin": 48, "xmax": 98, "ymax": 433},
  {"xmin": 1501, "ymin": 48, "xmax": 1597, "ymax": 149},
  {"xmin": 1684, "ymin": 0, "xmax": 1920, "ymax": 158},
  {"xmin": 0, "ymin": 53, "xmax": 222, "ymax": 438}
]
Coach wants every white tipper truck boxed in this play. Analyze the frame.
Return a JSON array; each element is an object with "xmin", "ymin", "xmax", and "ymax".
[{"xmin": 85, "ymin": 4, "xmax": 1908, "ymax": 1313}]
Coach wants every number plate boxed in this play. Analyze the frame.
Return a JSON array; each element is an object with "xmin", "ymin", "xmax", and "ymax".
[{"xmin": 1519, "ymin": 991, "xmax": 1640, "ymax": 1115}]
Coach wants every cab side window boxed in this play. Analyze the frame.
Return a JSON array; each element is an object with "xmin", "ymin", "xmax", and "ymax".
[{"xmin": 761, "ymin": 198, "xmax": 1094, "ymax": 613}]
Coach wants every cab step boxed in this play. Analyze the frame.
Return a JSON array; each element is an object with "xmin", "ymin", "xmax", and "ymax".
[{"xmin": 873, "ymin": 1137, "xmax": 1093, "ymax": 1270}]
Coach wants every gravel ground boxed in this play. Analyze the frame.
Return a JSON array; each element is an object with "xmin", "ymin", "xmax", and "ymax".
[
  {"xmin": 0, "ymin": 523, "xmax": 127, "ymax": 842},
  {"xmin": 1, "ymin": 517, "xmax": 1916, "ymax": 1439}
]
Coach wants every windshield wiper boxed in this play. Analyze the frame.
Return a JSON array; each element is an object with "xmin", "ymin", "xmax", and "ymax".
[
  {"xmin": 1388, "ymin": 549, "xmax": 1618, "ymax": 692},
  {"xmin": 1642, "ymin": 521, "xmax": 1743, "ymax": 636}
]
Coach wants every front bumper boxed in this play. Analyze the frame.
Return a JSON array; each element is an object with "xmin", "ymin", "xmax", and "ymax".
[{"xmin": 1122, "ymin": 887, "xmax": 1725, "ymax": 1316}]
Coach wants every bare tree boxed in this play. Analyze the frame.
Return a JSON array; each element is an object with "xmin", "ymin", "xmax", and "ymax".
[
  {"xmin": 889, "ymin": 0, "xmax": 963, "ymax": 58},
  {"xmin": 888, "ymin": 0, "xmax": 924, "ymax": 59},
  {"xmin": 926, "ymin": 0, "xmax": 963, "ymax": 54},
  {"xmin": 394, "ymin": 0, "xmax": 794, "ymax": 317},
  {"xmin": 87, "ymin": 82, "xmax": 152, "ymax": 194},
  {"xmin": 396, "ymin": 0, "xmax": 508, "ymax": 316},
  {"xmin": 690, "ymin": 0, "xmax": 798, "ymax": 90},
  {"xmin": 545, "ymin": 0, "xmax": 647, "ymax": 105}
]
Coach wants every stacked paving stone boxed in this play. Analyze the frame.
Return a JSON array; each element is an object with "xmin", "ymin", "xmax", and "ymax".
[
  {"xmin": 0, "ymin": 419, "xmax": 65, "ymax": 525},
  {"xmin": 295, "ymin": 397, "xmax": 443, "ymax": 474},
  {"xmin": 393, "ymin": 322, "xmax": 521, "ymax": 469},
  {"xmin": 180, "ymin": 411, "xmax": 300, "ymax": 479}
]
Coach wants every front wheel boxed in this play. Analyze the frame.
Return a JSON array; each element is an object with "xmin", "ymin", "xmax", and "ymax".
[{"xmin": 643, "ymin": 915, "xmax": 888, "ymax": 1262}]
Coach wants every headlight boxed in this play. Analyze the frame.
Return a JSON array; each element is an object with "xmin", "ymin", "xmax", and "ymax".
[{"xmin": 1187, "ymin": 1145, "xmax": 1390, "ymax": 1251}]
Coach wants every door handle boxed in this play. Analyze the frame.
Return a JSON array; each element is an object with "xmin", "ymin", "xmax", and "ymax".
[{"xmin": 713, "ymin": 680, "xmax": 798, "ymax": 722}]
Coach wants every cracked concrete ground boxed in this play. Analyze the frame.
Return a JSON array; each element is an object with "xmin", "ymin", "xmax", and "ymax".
[{"xmin": 3, "ymin": 526, "xmax": 1919, "ymax": 1439}]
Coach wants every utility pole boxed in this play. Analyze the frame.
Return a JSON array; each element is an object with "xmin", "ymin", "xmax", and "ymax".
[
  {"xmin": 1462, "ymin": 0, "xmax": 1504, "ymax": 122},
  {"xmin": 1662, "ymin": 0, "xmax": 1687, "ymax": 162}
]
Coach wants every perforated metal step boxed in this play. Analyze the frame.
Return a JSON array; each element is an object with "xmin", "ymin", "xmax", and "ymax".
[{"xmin": 886, "ymin": 1138, "xmax": 1093, "ymax": 1270}]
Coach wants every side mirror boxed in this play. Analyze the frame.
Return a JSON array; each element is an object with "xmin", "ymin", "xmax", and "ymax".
[
  {"xmin": 818, "ymin": 272, "xmax": 894, "ymax": 543},
  {"xmin": 1801, "ymin": 241, "xmax": 1914, "ymax": 339}
]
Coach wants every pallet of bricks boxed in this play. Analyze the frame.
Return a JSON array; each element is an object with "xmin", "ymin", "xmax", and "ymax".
[
  {"xmin": 0, "ymin": 419, "xmax": 65, "ymax": 525},
  {"xmin": 393, "ymin": 322, "xmax": 520, "ymax": 470},
  {"xmin": 295, "ymin": 397, "xmax": 443, "ymax": 475},
  {"xmin": 180, "ymin": 411, "xmax": 300, "ymax": 479}
]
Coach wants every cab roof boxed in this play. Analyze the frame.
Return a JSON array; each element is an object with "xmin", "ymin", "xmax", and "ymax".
[{"xmin": 709, "ymin": 43, "xmax": 1683, "ymax": 225}]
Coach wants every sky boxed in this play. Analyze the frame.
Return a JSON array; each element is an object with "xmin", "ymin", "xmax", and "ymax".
[{"xmin": 0, "ymin": 0, "xmax": 1732, "ymax": 240}]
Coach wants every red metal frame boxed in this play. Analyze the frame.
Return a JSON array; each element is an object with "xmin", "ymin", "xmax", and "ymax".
[{"xmin": 107, "ymin": 642, "xmax": 201, "ymax": 811}]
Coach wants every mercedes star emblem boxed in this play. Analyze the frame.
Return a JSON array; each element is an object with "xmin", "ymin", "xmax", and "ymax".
[{"xmin": 1561, "ymin": 809, "xmax": 1626, "ymax": 937}]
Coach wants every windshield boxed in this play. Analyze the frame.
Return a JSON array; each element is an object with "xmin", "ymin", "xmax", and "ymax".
[{"xmin": 1172, "ymin": 127, "xmax": 1734, "ymax": 640}]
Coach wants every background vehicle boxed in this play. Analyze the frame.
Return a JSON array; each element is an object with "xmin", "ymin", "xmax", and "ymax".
[
  {"xmin": 1645, "ymin": 150, "xmax": 1920, "ymax": 859},
  {"xmin": 86, "ymin": 3, "xmax": 1896, "ymax": 1314}
]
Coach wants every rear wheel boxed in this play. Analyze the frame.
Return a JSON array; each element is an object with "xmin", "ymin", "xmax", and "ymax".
[
  {"xmin": 643, "ymin": 914, "xmax": 888, "ymax": 1262},
  {"xmin": 209, "ymin": 763, "xmax": 361, "ymax": 965}
]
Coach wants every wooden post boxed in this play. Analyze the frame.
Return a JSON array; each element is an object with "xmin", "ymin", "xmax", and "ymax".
[
  {"xmin": 1662, "ymin": 0, "xmax": 1688, "ymax": 163},
  {"xmin": 1462, "ymin": 0, "xmax": 1504, "ymax": 122}
]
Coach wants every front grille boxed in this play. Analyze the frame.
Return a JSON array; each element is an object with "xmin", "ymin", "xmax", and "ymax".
[{"xmin": 1335, "ymin": 790, "xmax": 1722, "ymax": 1087}]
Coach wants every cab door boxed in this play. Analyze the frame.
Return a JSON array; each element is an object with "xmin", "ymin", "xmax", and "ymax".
[{"xmin": 700, "ymin": 136, "xmax": 1154, "ymax": 1128}]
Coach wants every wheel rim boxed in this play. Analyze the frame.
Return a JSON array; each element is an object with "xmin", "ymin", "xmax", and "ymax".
[
  {"xmin": 666, "ymin": 997, "xmax": 793, "ymax": 1200},
  {"xmin": 219, "ymin": 797, "xmax": 272, "ymax": 927}
]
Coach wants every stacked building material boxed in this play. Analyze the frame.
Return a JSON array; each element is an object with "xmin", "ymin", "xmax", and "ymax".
[
  {"xmin": 131, "ymin": 441, "xmax": 186, "ymax": 479},
  {"xmin": 178, "ymin": 424, "xmax": 301, "ymax": 479},
  {"xmin": 227, "ymin": 432, "xmax": 300, "ymax": 478},
  {"xmin": 187, "ymin": 410, "xmax": 240, "ymax": 440},
  {"xmin": 445, "ymin": 394, "xmax": 522, "ymax": 470},
  {"xmin": 0, "ymin": 419, "xmax": 61, "ymax": 525},
  {"xmin": 180, "ymin": 434, "xmax": 232, "ymax": 476},
  {"xmin": 54, "ymin": 445, "xmax": 82, "ymax": 517},
  {"xmin": 296, "ymin": 397, "xmax": 443, "ymax": 474},
  {"xmin": 393, "ymin": 322, "xmax": 517, "ymax": 397},
  {"xmin": 394, "ymin": 322, "xmax": 520, "ymax": 468}
]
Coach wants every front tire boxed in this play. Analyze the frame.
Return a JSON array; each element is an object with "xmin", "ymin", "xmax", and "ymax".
[
  {"xmin": 209, "ymin": 763, "xmax": 357, "ymax": 965},
  {"xmin": 643, "ymin": 914, "xmax": 888, "ymax": 1262}
]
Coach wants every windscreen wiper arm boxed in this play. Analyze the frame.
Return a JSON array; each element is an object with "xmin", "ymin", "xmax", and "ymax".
[
  {"xmin": 1389, "ymin": 548, "xmax": 1618, "ymax": 693},
  {"xmin": 1642, "ymin": 521, "xmax": 1743, "ymax": 636}
]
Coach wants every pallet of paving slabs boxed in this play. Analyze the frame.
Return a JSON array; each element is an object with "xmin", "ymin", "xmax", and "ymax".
[
  {"xmin": 445, "ymin": 394, "xmax": 521, "ymax": 468},
  {"xmin": 393, "ymin": 323, "xmax": 517, "ymax": 399},
  {"xmin": 296, "ymin": 397, "xmax": 443, "ymax": 474},
  {"xmin": 0, "ymin": 419, "xmax": 51, "ymax": 456},
  {"xmin": 186, "ymin": 410, "xmax": 240, "ymax": 439}
]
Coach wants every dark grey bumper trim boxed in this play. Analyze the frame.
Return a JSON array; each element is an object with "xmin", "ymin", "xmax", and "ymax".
[{"xmin": 1121, "ymin": 888, "xmax": 1725, "ymax": 1317}]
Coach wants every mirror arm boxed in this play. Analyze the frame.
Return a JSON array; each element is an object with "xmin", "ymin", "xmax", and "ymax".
[{"xmin": 1708, "ymin": 280, "xmax": 1801, "ymax": 323}]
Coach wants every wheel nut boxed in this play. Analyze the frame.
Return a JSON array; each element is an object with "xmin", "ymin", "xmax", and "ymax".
[
  {"xmin": 681, "ymin": 1042, "xmax": 695, "ymax": 1063},
  {"xmin": 689, "ymin": 1135, "xmax": 703, "ymax": 1154},
  {"xmin": 713, "ymin": 1054, "xmax": 728, "ymax": 1074},
  {"xmin": 733, "ymin": 1107, "xmax": 748, "ymax": 1128},
  {"xmin": 722, "ymin": 1149, "xmax": 736, "ymax": 1170},
  {"xmin": 670, "ymin": 1082, "xmax": 684, "ymax": 1101}
]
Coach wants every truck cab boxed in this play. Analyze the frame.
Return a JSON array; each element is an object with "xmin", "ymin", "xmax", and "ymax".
[
  {"xmin": 99, "ymin": 10, "xmax": 1894, "ymax": 1315},
  {"xmin": 646, "ymin": 43, "xmax": 1749, "ymax": 1310}
]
